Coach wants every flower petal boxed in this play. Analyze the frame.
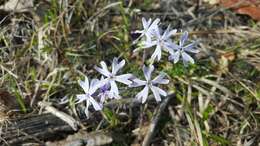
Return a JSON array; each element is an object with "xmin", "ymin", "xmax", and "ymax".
[
  {"xmin": 142, "ymin": 17, "xmax": 148, "ymax": 29},
  {"xmin": 166, "ymin": 29, "xmax": 177, "ymax": 39},
  {"xmin": 89, "ymin": 96, "xmax": 102, "ymax": 111},
  {"xmin": 180, "ymin": 31, "xmax": 188, "ymax": 46},
  {"xmin": 162, "ymin": 25, "xmax": 177, "ymax": 40},
  {"xmin": 78, "ymin": 76, "xmax": 89, "ymax": 94},
  {"xmin": 143, "ymin": 65, "xmax": 154, "ymax": 81},
  {"xmin": 163, "ymin": 41, "xmax": 175, "ymax": 53},
  {"xmin": 162, "ymin": 25, "xmax": 170, "ymax": 39},
  {"xmin": 151, "ymin": 44, "xmax": 162, "ymax": 61},
  {"xmin": 110, "ymin": 80, "xmax": 119, "ymax": 95},
  {"xmin": 152, "ymin": 72, "xmax": 169, "ymax": 85},
  {"xmin": 169, "ymin": 50, "xmax": 180, "ymax": 63},
  {"xmin": 141, "ymin": 40, "xmax": 157, "ymax": 48},
  {"xmin": 94, "ymin": 66, "xmax": 111, "ymax": 77},
  {"xmin": 148, "ymin": 18, "xmax": 160, "ymax": 32},
  {"xmin": 136, "ymin": 85, "xmax": 149, "ymax": 104},
  {"xmin": 152, "ymin": 86, "xmax": 167, "ymax": 96},
  {"xmin": 150, "ymin": 86, "xmax": 162, "ymax": 102},
  {"xmin": 130, "ymin": 78, "xmax": 146, "ymax": 87},
  {"xmin": 151, "ymin": 25, "xmax": 161, "ymax": 38},
  {"xmin": 96, "ymin": 78, "xmax": 109, "ymax": 90},
  {"xmin": 76, "ymin": 94, "xmax": 86, "ymax": 104},
  {"xmin": 99, "ymin": 94, "xmax": 106, "ymax": 104},
  {"xmin": 181, "ymin": 51, "xmax": 194, "ymax": 64},
  {"xmin": 115, "ymin": 74, "xmax": 133, "ymax": 85},
  {"xmin": 169, "ymin": 42, "xmax": 180, "ymax": 52},
  {"xmin": 89, "ymin": 78, "xmax": 100, "ymax": 95},
  {"xmin": 183, "ymin": 42, "xmax": 199, "ymax": 53},
  {"xmin": 112, "ymin": 58, "xmax": 125, "ymax": 74},
  {"xmin": 111, "ymin": 57, "xmax": 118, "ymax": 75}
]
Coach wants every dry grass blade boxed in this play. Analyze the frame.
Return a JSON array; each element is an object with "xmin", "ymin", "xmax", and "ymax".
[
  {"xmin": 185, "ymin": 113, "xmax": 196, "ymax": 144},
  {"xmin": 192, "ymin": 77, "xmax": 233, "ymax": 96},
  {"xmin": 194, "ymin": 118, "xmax": 204, "ymax": 146},
  {"xmin": 228, "ymin": 72, "xmax": 258, "ymax": 99},
  {"xmin": 0, "ymin": 64, "xmax": 18, "ymax": 79},
  {"xmin": 238, "ymin": 49, "xmax": 260, "ymax": 71},
  {"xmin": 83, "ymin": 1, "xmax": 122, "ymax": 32},
  {"xmin": 38, "ymin": 101, "xmax": 80, "ymax": 131}
]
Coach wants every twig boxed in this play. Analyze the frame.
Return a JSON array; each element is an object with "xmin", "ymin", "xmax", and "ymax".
[
  {"xmin": 142, "ymin": 94, "xmax": 174, "ymax": 146},
  {"xmin": 38, "ymin": 101, "xmax": 80, "ymax": 131},
  {"xmin": 174, "ymin": 28, "xmax": 260, "ymax": 37}
]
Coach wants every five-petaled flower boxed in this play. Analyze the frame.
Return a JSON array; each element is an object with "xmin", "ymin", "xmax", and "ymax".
[
  {"xmin": 147, "ymin": 25, "xmax": 177, "ymax": 62},
  {"xmin": 76, "ymin": 76, "xmax": 103, "ymax": 118},
  {"xmin": 168, "ymin": 31, "xmax": 199, "ymax": 65},
  {"xmin": 94, "ymin": 57, "xmax": 133, "ymax": 96},
  {"xmin": 134, "ymin": 17, "xmax": 160, "ymax": 43},
  {"xmin": 130, "ymin": 65, "xmax": 169, "ymax": 103}
]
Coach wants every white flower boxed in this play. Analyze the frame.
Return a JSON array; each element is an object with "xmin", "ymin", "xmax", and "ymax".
[
  {"xmin": 149, "ymin": 25, "xmax": 177, "ymax": 61},
  {"xmin": 94, "ymin": 57, "xmax": 133, "ymax": 96},
  {"xmin": 76, "ymin": 76, "xmax": 103, "ymax": 118},
  {"xmin": 134, "ymin": 17, "xmax": 160, "ymax": 43},
  {"xmin": 134, "ymin": 24, "xmax": 177, "ymax": 62},
  {"xmin": 168, "ymin": 31, "xmax": 199, "ymax": 65},
  {"xmin": 130, "ymin": 65, "xmax": 169, "ymax": 103}
]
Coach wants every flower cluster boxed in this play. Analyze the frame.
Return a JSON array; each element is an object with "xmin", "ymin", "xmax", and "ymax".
[
  {"xmin": 73, "ymin": 17, "xmax": 199, "ymax": 118},
  {"xmin": 76, "ymin": 57, "xmax": 169, "ymax": 118},
  {"xmin": 134, "ymin": 18, "xmax": 199, "ymax": 65}
]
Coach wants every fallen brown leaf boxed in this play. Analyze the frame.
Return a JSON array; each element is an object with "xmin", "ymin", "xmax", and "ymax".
[{"xmin": 220, "ymin": 0, "xmax": 260, "ymax": 21}]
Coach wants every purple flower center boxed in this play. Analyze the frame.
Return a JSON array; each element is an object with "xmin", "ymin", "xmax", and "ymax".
[{"xmin": 100, "ymin": 84, "xmax": 109, "ymax": 93}]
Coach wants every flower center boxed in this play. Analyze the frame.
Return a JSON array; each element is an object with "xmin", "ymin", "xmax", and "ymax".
[
  {"xmin": 180, "ymin": 47, "xmax": 184, "ymax": 53},
  {"xmin": 146, "ymin": 80, "xmax": 151, "ymax": 86},
  {"xmin": 110, "ymin": 74, "xmax": 115, "ymax": 80}
]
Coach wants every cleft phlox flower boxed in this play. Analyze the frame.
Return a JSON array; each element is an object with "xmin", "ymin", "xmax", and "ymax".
[
  {"xmin": 130, "ymin": 65, "xmax": 169, "ymax": 103},
  {"xmin": 168, "ymin": 31, "xmax": 199, "ymax": 65},
  {"xmin": 94, "ymin": 57, "xmax": 133, "ymax": 96},
  {"xmin": 76, "ymin": 76, "xmax": 103, "ymax": 118}
]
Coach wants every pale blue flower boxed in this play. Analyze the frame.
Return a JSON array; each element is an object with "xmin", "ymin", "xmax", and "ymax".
[
  {"xmin": 168, "ymin": 31, "xmax": 199, "ymax": 65},
  {"xmin": 130, "ymin": 65, "xmax": 169, "ymax": 103},
  {"xmin": 94, "ymin": 57, "xmax": 133, "ymax": 96},
  {"xmin": 134, "ymin": 17, "xmax": 160, "ymax": 43},
  {"xmin": 149, "ymin": 25, "xmax": 177, "ymax": 61},
  {"xmin": 134, "ymin": 24, "xmax": 177, "ymax": 62},
  {"xmin": 76, "ymin": 76, "xmax": 103, "ymax": 118}
]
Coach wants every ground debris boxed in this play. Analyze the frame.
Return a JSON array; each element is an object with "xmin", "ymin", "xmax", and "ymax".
[
  {"xmin": 46, "ymin": 130, "xmax": 113, "ymax": 146},
  {"xmin": 0, "ymin": 0, "xmax": 33, "ymax": 12}
]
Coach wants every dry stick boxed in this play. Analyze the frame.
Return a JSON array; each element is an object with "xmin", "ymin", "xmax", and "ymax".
[
  {"xmin": 38, "ymin": 101, "xmax": 80, "ymax": 131},
  {"xmin": 142, "ymin": 94, "xmax": 174, "ymax": 146},
  {"xmin": 38, "ymin": 95, "xmax": 161, "ymax": 132},
  {"xmin": 174, "ymin": 28, "xmax": 260, "ymax": 37},
  {"xmin": 46, "ymin": 130, "xmax": 113, "ymax": 146}
]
